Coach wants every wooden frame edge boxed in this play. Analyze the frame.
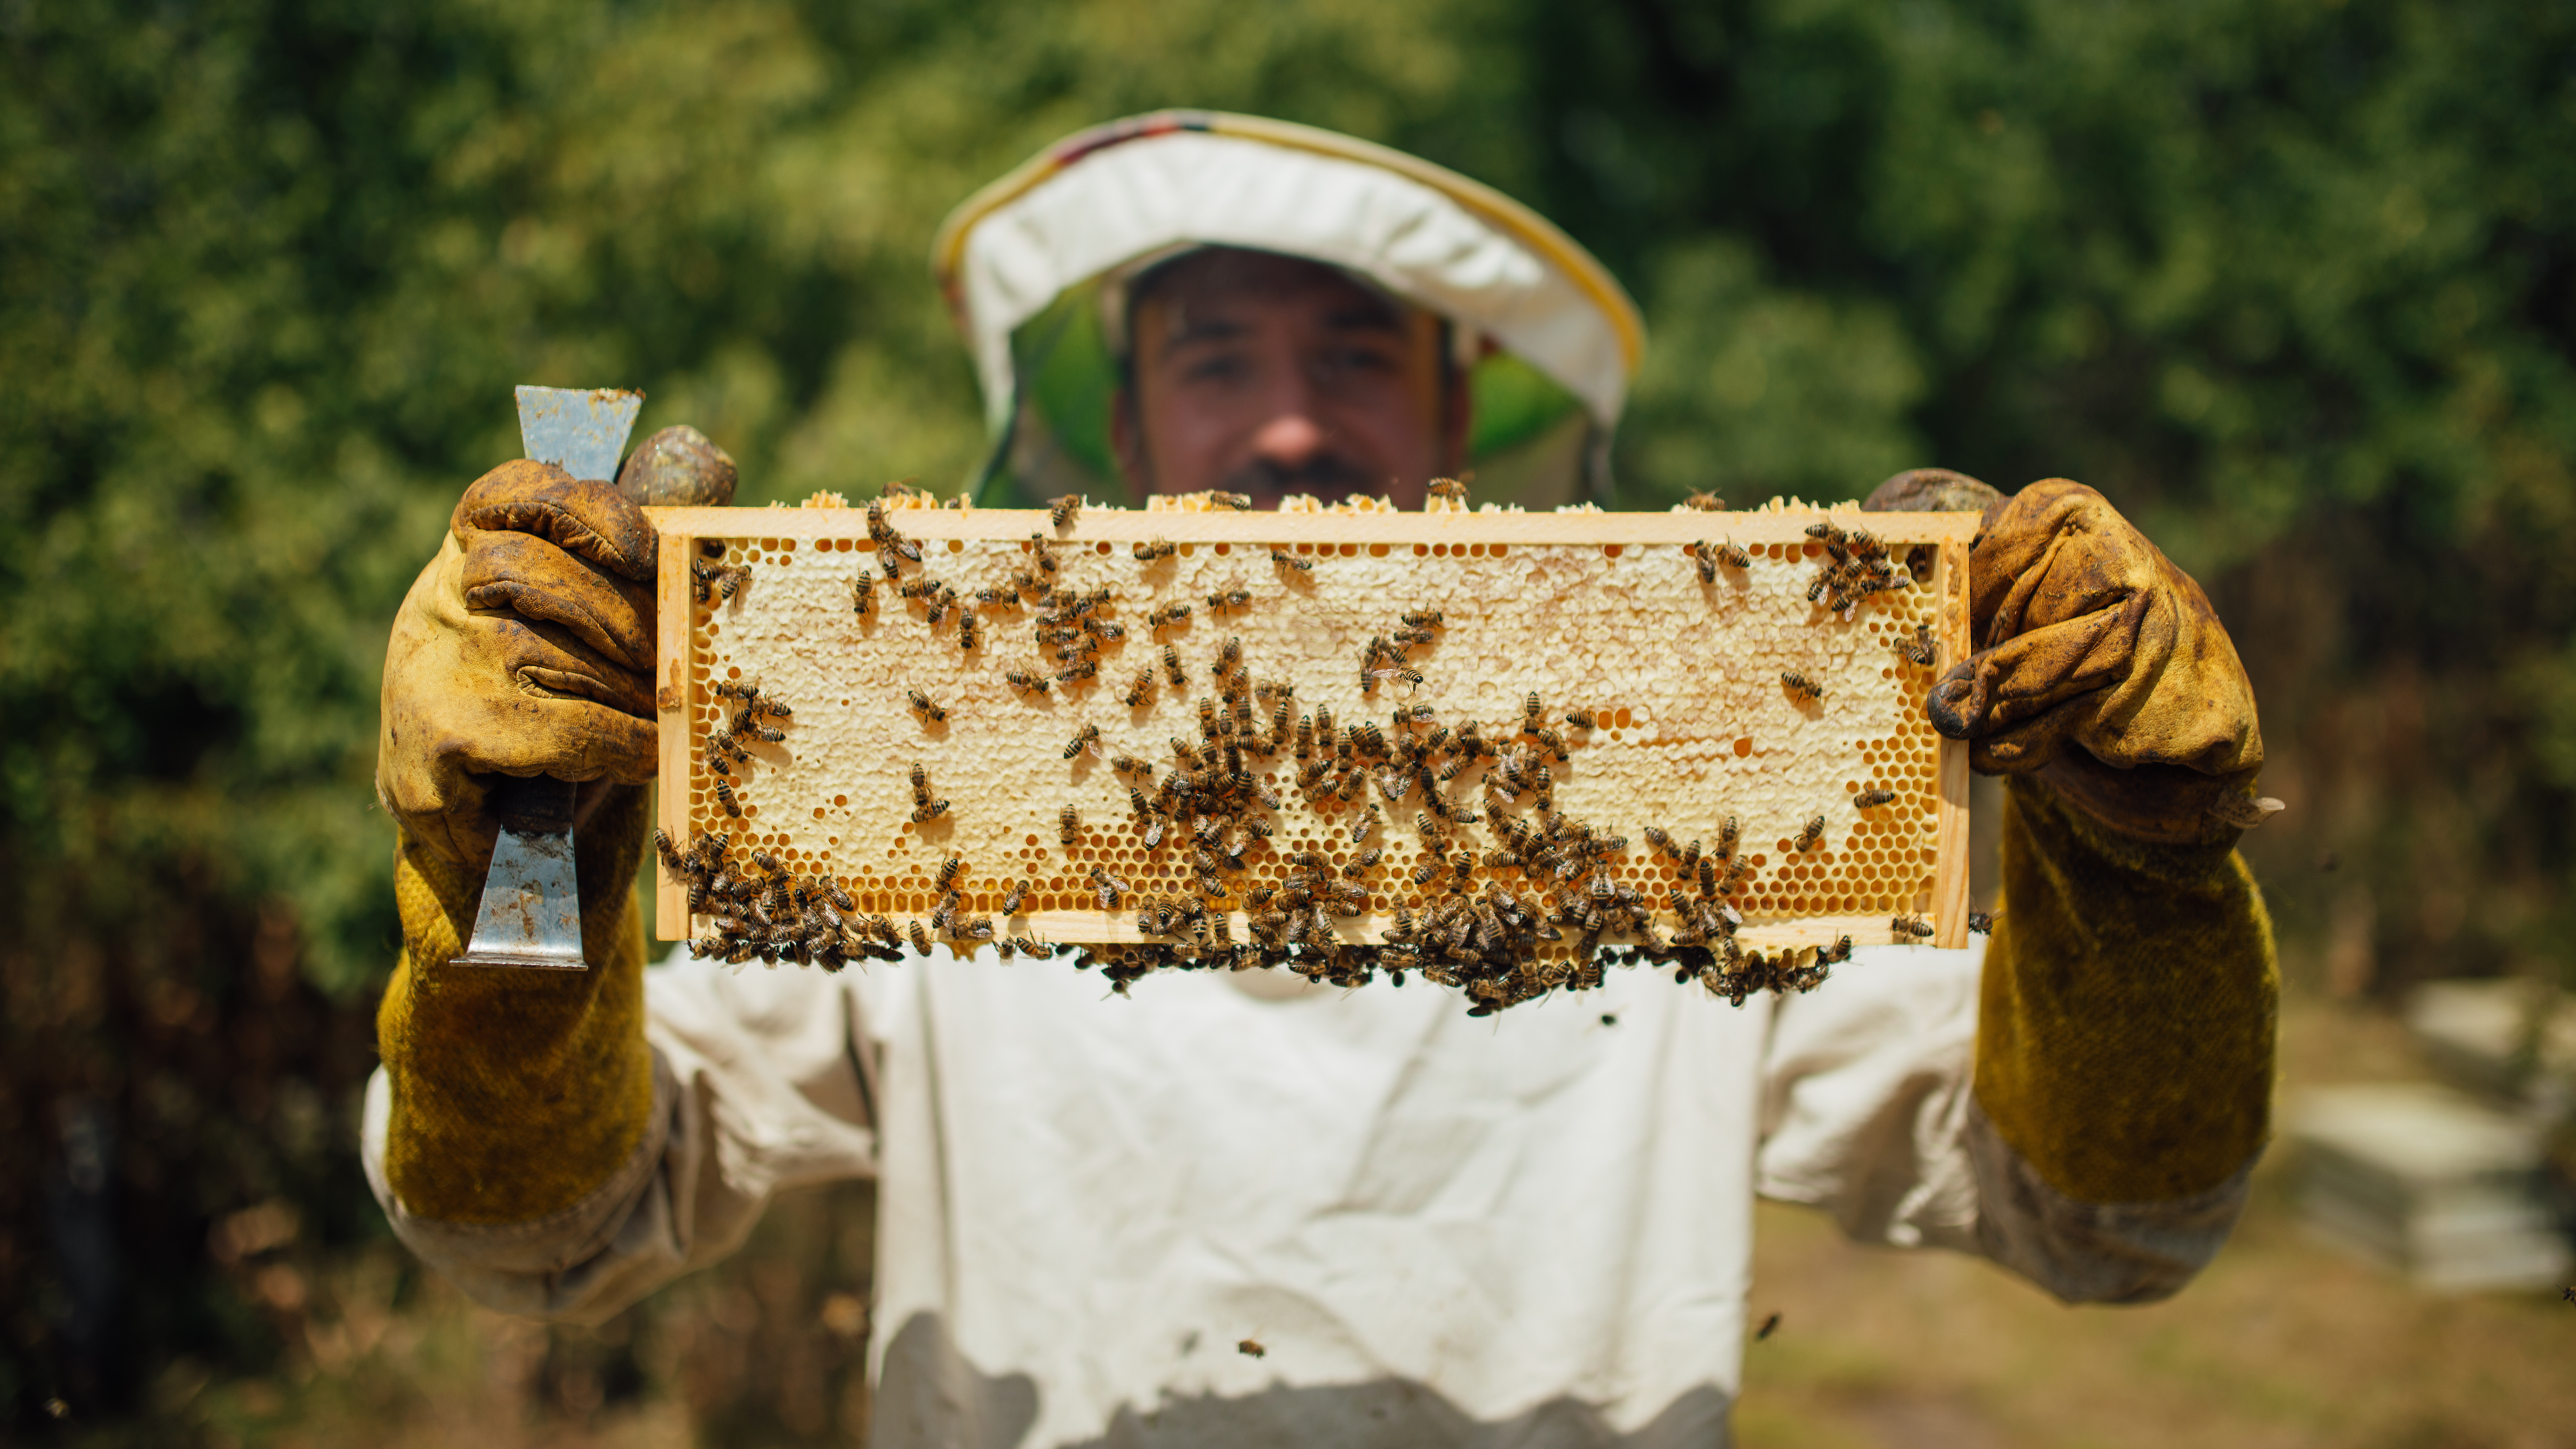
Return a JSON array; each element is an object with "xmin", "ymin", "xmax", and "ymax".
[
  {"xmin": 655, "ymin": 533, "xmax": 691, "ymax": 940},
  {"xmin": 641, "ymin": 504, "xmax": 1982, "ymax": 548},
  {"xmin": 1929, "ymin": 535, "xmax": 1973, "ymax": 949}
]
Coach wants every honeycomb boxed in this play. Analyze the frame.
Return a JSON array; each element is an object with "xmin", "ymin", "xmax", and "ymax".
[{"xmin": 652, "ymin": 498, "xmax": 1973, "ymax": 969}]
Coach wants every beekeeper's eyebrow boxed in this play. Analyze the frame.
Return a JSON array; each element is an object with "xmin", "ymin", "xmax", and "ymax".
[{"xmin": 1155, "ymin": 298, "xmax": 1405, "ymax": 359}]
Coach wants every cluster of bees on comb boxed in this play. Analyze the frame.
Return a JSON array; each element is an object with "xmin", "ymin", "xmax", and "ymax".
[
  {"xmin": 1801, "ymin": 519, "xmax": 1915, "ymax": 616},
  {"xmin": 670, "ymin": 480, "xmax": 1967, "ymax": 1011},
  {"xmin": 698, "ymin": 676, "xmax": 792, "ymax": 819},
  {"xmin": 656, "ymin": 823, "xmax": 946, "ymax": 969}
]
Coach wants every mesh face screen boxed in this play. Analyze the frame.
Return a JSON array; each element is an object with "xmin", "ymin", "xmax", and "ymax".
[{"xmin": 653, "ymin": 499, "xmax": 1974, "ymax": 966}]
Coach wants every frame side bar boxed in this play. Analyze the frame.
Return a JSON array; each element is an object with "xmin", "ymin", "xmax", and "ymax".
[
  {"xmin": 1929, "ymin": 535, "xmax": 1973, "ymax": 949},
  {"xmin": 655, "ymin": 530, "xmax": 692, "ymax": 941}
]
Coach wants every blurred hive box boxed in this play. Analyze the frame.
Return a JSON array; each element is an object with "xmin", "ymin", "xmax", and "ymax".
[
  {"xmin": 2290, "ymin": 1081, "xmax": 2570, "ymax": 1292},
  {"xmin": 645, "ymin": 497, "xmax": 1975, "ymax": 955},
  {"xmin": 2406, "ymin": 978, "xmax": 2576, "ymax": 1119}
]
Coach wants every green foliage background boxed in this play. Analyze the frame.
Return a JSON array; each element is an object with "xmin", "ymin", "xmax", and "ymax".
[{"xmin": 4, "ymin": 0, "xmax": 2573, "ymax": 1428}]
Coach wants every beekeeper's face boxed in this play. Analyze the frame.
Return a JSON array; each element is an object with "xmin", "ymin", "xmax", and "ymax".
[{"xmin": 1115, "ymin": 249, "xmax": 1465, "ymax": 509}]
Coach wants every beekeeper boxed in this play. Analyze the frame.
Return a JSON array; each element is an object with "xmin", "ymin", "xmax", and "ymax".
[{"xmin": 367, "ymin": 113, "xmax": 2277, "ymax": 1448}]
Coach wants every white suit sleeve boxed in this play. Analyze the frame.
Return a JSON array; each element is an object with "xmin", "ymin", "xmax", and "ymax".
[
  {"xmin": 1754, "ymin": 941, "xmax": 2250, "ymax": 1303},
  {"xmin": 362, "ymin": 953, "xmax": 883, "ymax": 1324}
]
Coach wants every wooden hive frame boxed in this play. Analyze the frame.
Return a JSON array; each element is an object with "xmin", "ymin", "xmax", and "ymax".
[{"xmin": 649, "ymin": 500, "xmax": 1978, "ymax": 959}]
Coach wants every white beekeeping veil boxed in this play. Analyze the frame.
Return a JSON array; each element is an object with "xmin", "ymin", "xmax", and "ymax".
[{"xmin": 933, "ymin": 111, "xmax": 1646, "ymax": 506}]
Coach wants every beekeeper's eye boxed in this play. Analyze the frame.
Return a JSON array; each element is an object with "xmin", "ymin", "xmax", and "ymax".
[{"xmin": 1178, "ymin": 349, "xmax": 1254, "ymax": 386}]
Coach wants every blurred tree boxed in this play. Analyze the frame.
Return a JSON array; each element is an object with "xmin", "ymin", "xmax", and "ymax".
[{"xmin": 3, "ymin": 0, "xmax": 2572, "ymax": 1432}]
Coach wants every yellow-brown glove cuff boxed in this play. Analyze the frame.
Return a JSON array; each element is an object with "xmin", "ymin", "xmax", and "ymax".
[
  {"xmin": 1974, "ymin": 775, "xmax": 2277, "ymax": 1203},
  {"xmin": 377, "ymin": 783, "xmax": 656, "ymax": 1224}
]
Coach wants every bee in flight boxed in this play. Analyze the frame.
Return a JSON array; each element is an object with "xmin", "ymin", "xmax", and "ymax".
[
  {"xmin": 1427, "ymin": 478, "xmax": 1469, "ymax": 503},
  {"xmin": 1684, "ymin": 490, "xmax": 1725, "ymax": 512}
]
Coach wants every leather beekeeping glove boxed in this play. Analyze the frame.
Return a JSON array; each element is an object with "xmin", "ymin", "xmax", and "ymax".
[
  {"xmin": 375, "ymin": 460, "xmax": 661, "ymax": 1226},
  {"xmin": 1873, "ymin": 472, "xmax": 2269, "ymax": 844},
  {"xmin": 379, "ymin": 460, "xmax": 661, "ymax": 870},
  {"xmin": 1867, "ymin": 470, "xmax": 2276, "ymax": 1221}
]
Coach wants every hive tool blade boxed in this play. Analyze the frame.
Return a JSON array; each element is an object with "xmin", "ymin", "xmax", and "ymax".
[{"xmin": 449, "ymin": 386, "xmax": 645, "ymax": 970}]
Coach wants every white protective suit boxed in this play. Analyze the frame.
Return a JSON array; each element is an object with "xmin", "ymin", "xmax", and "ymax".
[{"xmin": 364, "ymin": 938, "xmax": 2247, "ymax": 1447}]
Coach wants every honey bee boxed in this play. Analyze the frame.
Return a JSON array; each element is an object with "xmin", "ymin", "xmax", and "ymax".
[
  {"xmin": 1968, "ymin": 910, "xmax": 1996, "ymax": 934},
  {"xmin": 1148, "ymin": 601, "xmax": 1191, "ymax": 630},
  {"xmin": 1892, "ymin": 914, "xmax": 1936, "ymax": 940},
  {"xmin": 1214, "ymin": 491, "xmax": 1253, "ymax": 510},
  {"xmin": 957, "ymin": 607, "xmax": 979, "ymax": 652},
  {"xmin": 1271, "ymin": 547, "xmax": 1313, "ymax": 572},
  {"xmin": 1048, "ymin": 494, "xmax": 1082, "ymax": 529},
  {"xmin": 851, "ymin": 569, "xmax": 877, "ymax": 616},
  {"xmin": 934, "ymin": 855, "xmax": 965, "ymax": 892},
  {"xmin": 1350, "ymin": 804, "xmax": 1382, "ymax": 843},
  {"xmin": 1794, "ymin": 815, "xmax": 1825, "ymax": 852},
  {"xmin": 1896, "ymin": 625, "xmax": 1936, "ymax": 667},
  {"xmin": 1162, "ymin": 645, "xmax": 1187, "ymax": 686},
  {"xmin": 1780, "ymin": 671, "xmax": 1824, "ymax": 704},
  {"xmin": 1141, "ymin": 816, "xmax": 1169, "ymax": 849},
  {"xmin": 1688, "ymin": 541, "xmax": 1719, "ymax": 584},
  {"xmin": 1055, "ymin": 657, "xmax": 1100, "ymax": 684},
  {"xmin": 1205, "ymin": 587, "xmax": 1252, "ymax": 613},
  {"xmin": 1111, "ymin": 668, "xmax": 1148, "ymax": 707},
  {"xmin": 1065, "ymin": 724, "xmax": 1102, "ymax": 760},
  {"xmin": 1428, "ymin": 477, "xmax": 1469, "ymax": 503},
  {"xmin": 1854, "ymin": 788, "xmax": 1896, "ymax": 809},
  {"xmin": 714, "ymin": 676, "xmax": 761, "ymax": 701},
  {"xmin": 1090, "ymin": 867, "xmax": 1128, "ymax": 908},
  {"xmin": 1643, "ymin": 825, "xmax": 1673, "ymax": 857},
  {"xmin": 907, "ymin": 688, "xmax": 948, "ymax": 723},
  {"xmin": 910, "ymin": 761, "xmax": 930, "ymax": 802},
  {"xmin": 907, "ymin": 920, "xmax": 934, "ymax": 954},
  {"xmin": 1565, "ymin": 707, "xmax": 1598, "ymax": 730},
  {"xmin": 1684, "ymin": 490, "xmax": 1725, "ymax": 512},
  {"xmin": 716, "ymin": 565, "xmax": 749, "ymax": 600},
  {"xmin": 714, "ymin": 779, "xmax": 741, "ymax": 816},
  {"xmin": 1521, "ymin": 692, "xmax": 1544, "ymax": 730},
  {"xmin": 1134, "ymin": 537, "xmax": 1176, "ymax": 562},
  {"xmin": 1393, "ymin": 626, "xmax": 1436, "ymax": 647},
  {"xmin": 1006, "ymin": 668, "xmax": 1051, "ymax": 696},
  {"xmin": 911, "ymin": 799, "xmax": 951, "ymax": 822},
  {"xmin": 1238, "ymin": 1339, "xmax": 1267, "ymax": 1359},
  {"xmin": 1059, "ymin": 806, "xmax": 1081, "ymax": 846}
]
